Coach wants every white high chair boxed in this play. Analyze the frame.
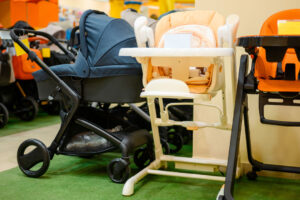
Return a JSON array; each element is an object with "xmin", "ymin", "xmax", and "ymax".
[{"xmin": 119, "ymin": 10, "xmax": 240, "ymax": 196}]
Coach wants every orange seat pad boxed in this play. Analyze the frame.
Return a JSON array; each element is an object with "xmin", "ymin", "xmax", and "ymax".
[{"xmin": 258, "ymin": 79, "xmax": 300, "ymax": 92}]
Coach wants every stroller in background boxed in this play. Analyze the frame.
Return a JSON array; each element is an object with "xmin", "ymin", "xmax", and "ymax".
[
  {"xmin": 12, "ymin": 10, "xmax": 154, "ymax": 183},
  {"xmin": 0, "ymin": 28, "xmax": 40, "ymax": 124},
  {"xmin": 66, "ymin": 19, "xmax": 191, "ymax": 154},
  {"xmin": 12, "ymin": 21, "xmax": 74, "ymax": 115},
  {"xmin": 0, "ymin": 33, "xmax": 13, "ymax": 128}
]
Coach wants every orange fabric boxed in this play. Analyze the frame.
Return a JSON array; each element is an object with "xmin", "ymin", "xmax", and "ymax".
[
  {"xmin": 186, "ymin": 64, "xmax": 214, "ymax": 93},
  {"xmin": 12, "ymin": 49, "xmax": 42, "ymax": 80},
  {"xmin": 254, "ymin": 9, "xmax": 300, "ymax": 92},
  {"xmin": 258, "ymin": 79, "xmax": 300, "ymax": 92},
  {"xmin": 28, "ymin": 37, "xmax": 49, "ymax": 44},
  {"xmin": 0, "ymin": 0, "xmax": 58, "ymax": 28},
  {"xmin": 146, "ymin": 10, "xmax": 225, "ymax": 94}
]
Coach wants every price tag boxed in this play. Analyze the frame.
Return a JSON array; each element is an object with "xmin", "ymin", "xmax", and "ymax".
[
  {"xmin": 41, "ymin": 48, "xmax": 51, "ymax": 58},
  {"xmin": 278, "ymin": 20, "xmax": 300, "ymax": 35},
  {"xmin": 13, "ymin": 36, "xmax": 30, "ymax": 56}
]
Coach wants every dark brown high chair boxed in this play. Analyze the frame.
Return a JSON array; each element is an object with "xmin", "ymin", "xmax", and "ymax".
[{"xmin": 218, "ymin": 9, "xmax": 300, "ymax": 200}]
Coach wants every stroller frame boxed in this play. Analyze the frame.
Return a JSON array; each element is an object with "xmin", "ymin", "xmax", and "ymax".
[
  {"xmin": 11, "ymin": 28, "xmax": 153, "ymax": 183},
  {"xmin": 218, "ymin": 36, "xmax": 300, "ymax": 200}
]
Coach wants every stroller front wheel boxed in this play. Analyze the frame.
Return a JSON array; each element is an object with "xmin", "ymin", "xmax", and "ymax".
[
  {"xmin": 0, "ymin": 103, "xmax": 9, "ymax": 128},
  {"xmin": 17, "ymin": 139, "xmax": 50, "ymax": 178},
  {"xmin": 107, "ymin": 158, "xmax": 131, "ymax": 183}
]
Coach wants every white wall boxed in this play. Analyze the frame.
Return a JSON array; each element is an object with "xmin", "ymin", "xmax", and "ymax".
[{"xmin": 59, "ymin": 0, "xmax": 110, "ymax": 13}]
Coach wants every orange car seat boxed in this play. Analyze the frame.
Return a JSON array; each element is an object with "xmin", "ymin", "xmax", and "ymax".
[
  {"xmin": 12, "ymin": 49, "xmax": 42, "ymax": 80},
  {"xmin": 254, "ymin": 9, "xmax": 300, "ymax": 92}
]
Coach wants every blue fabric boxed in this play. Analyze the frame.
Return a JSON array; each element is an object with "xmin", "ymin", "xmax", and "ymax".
[
  {"xmin": 33, "ymin": 51, "xmax": 89, "ymax": 81},
  {"xmin": 34, "ymin": 10, "xmax": 141, "ymax": 82}
]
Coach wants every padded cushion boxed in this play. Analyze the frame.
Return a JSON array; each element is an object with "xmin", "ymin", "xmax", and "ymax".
[{"xmin": 155, "ymin": 10, "xmax": 225, "ymax": 46}]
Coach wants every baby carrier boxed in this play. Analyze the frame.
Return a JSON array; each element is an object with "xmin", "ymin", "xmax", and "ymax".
[{"xmin": 11, "ymin": 10, "xmax": 153, "ymax": 183}]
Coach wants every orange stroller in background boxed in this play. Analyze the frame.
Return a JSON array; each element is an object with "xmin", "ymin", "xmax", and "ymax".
[
  {"xmin": 218, "ymin": 9, "xmax": 300, "ymax": 200},
  {"xmin": 0, "ymin": 28, "xmax": 41, "ymax": 122}
]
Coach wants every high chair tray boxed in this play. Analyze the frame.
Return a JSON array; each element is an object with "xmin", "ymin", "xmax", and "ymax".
[
  {"xmin": 238, "ymin": 35, "xmax": 300, "ymax": 47},
  {"xmin": 238, "ymin": 36, "xmax": 300, "ymax": 62},
  {"xmin": 119, "ymin": 48, "xmax": 234, "ymax": 57}
]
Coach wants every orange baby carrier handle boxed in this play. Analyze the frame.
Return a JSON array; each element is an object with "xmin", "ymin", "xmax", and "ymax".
[{"xmin": 28, "ymin": 37, "xmax": 49, "ymax": 45}]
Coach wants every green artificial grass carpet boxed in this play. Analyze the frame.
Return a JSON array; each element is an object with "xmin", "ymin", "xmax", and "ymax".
[
  {"xmin": 0, "ymin": 112, "xmax": 60, "ymax": 137},
  {"xmin": 0, "ymin": 145, "xmax": 299, "ymax": 200}
]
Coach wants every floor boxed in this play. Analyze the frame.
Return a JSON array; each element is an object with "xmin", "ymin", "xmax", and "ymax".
[
  {"xmin": 0, "ymin": 124, "xmax": 59, "ymax": 172},
  {"xmin": 0, "ymin": 121, "xmax": 300, "ymax": 200}
]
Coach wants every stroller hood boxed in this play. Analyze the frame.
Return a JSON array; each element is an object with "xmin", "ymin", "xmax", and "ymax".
[{"xmin": 34, "ymin": 10, "xmax": 141, "ymax": 81}]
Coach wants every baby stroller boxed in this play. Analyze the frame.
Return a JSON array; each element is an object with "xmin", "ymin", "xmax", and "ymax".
[
  {"xmin": 0, "ymin": 28, "xmax": 40, "ymax": 123},
  {"xmin": 11, "ymin": 10, "xmax": 153, "ymax": 183},
  {"xmin": 120, "ymin": 10, "xmax": 240, "ymax": 195},
  {"xmin": 0, "ymin": 36, "xmax": 13, "ymax": 128},
  {"xmin": 66, "ymin": 21, "xmax": 189, "ymax": 154},
  {"xmin": 218, "ymin": 9, "xmax": 300, "ymax": 200}
]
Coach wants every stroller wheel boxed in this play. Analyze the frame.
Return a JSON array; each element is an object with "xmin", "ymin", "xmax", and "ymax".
[
  {"xmin": 134, "ymin": 146, "xmax": 154, "ymax": 170},
  {"xmin": 17, "ymin": 139, "xmax": 50, "ymax": 178},
  {"xmin": 160, "ymin": 138, "xmax": 170, "ymax": 155},
  {"xmin": 16, "ymin": 97, "xmax": 39, "ymax": 121},
  {"xmin": 182, "ymin": 129, "xmax": 193, "ymax": 144},
  {"xmin": 246, "ymin": 170, "xmax": 258, "ymax": 180},
  {"xmin": 0, "ymin": 103, "xmax": 9, "ymax": 128},
  {"xmin": 107, "ymin": 158, "xmax": 130, "ymax": 183},
  {"xmin": 167, "ymin": 131, "xmax": 184, "ymax": 154}
]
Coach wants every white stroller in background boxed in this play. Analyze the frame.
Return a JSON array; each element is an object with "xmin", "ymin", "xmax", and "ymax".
[{"xmin": 120, "ymin": 10, "xmax": 240, "ymax": 196}]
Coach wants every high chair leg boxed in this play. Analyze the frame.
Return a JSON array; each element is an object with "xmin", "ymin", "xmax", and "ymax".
[
  {"xmin": 244, "ymin": 95, "xmax": 300, "ymax": 179},
  {"xmin": 219, "ymin": 55, "xmax": 249, "ymax": 200}
]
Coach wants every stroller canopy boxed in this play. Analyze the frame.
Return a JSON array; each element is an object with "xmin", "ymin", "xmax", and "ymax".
[{"xmin": 34, "ymin": 10, "xmax": 141, "ymax": 81}]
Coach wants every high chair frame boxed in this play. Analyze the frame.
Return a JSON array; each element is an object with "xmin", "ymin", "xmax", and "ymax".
[
  {"xmin": 219, "ymin": 36, "xmax": 300, "ymax": 200},
  {"xmin": 120, "ymin": 13, "xmax": 240, "ymax": 196}
]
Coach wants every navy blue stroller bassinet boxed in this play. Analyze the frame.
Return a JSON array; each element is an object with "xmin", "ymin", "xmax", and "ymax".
[
  {"xmin": 34, "ymin": 10, "xmax": 143, "ymax": 103},
  {"xmin": 11, "ymin": 10, "xmax": 153, "ymax": 183}
]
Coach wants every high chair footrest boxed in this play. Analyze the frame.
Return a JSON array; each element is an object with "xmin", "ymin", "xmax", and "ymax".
[{"xmin": 259, "ymin": 92, "xmax": 300, "ymax": 126}]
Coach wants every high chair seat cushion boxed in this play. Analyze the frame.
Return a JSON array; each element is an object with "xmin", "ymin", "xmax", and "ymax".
[
  {"xmin": 258, "ymin": 79, "xmax": 300, "ymax": 92},
  {"xmin": 254, "ymin": 9, "xmax": 300, "ymax": 83},
  {"xmin": 155, "ymin": 10, "xmax": 225, "ymax": 46}
]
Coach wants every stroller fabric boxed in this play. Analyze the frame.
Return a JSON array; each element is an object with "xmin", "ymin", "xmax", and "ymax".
[{"xmin": 33, "ymin": 10, "xmax": 141, "ymax": 82}]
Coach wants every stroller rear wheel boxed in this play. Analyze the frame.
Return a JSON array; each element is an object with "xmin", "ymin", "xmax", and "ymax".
[
  {"xmin": 17, "ymin": 139, "xmax": 50, "ymax": 178},
  {"xmin": 107, "ymin": 158, "xmax": 131, "ymax": 183},
  {"xmin": 134, "ymin": 146, "xmax": 154, "ymax": 169},
  {"xmin": 160, "ymin": 138, "xmax": 170, "ymax": 155},
  {"xmin": 0, "ymin": 103, "xmax": 8, "ymax": 128},
  {"xmin": 16, "ymin": 97, "xmax": 38, "ymax": 121},
  {"xmin": 167, "ymin": 131, "xmax": 184, "ymax": 154}
]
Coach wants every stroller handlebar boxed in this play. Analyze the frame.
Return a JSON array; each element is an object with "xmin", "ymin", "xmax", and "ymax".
[
  {"xmin": 10, "ymin": 28, "xmax": 80, "ymax": 105},
  {"xmin": 10, "ymin": 28, "xmax": 76, "ymax": 62}
]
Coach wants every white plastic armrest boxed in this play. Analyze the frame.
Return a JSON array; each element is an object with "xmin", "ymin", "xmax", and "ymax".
[
  {"xmin": 134, "ymin": 16, "xmax": 155, "ymax": 48},
  {"xmin": 217, "ymin": 14, "xmax": 240, "ymax": 48}
]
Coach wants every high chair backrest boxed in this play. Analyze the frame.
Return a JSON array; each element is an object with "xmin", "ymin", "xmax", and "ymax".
[
  {"xmin": 155, "ymin": 10, "xmax": 225, "ymax": 47},
  {"xmin": 255, "ymin": 9, "xmax": 300, "ymax": 81},
  {"xmin": 134, "ymin": 10, "xmax": 239, "ymax": 94}
]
